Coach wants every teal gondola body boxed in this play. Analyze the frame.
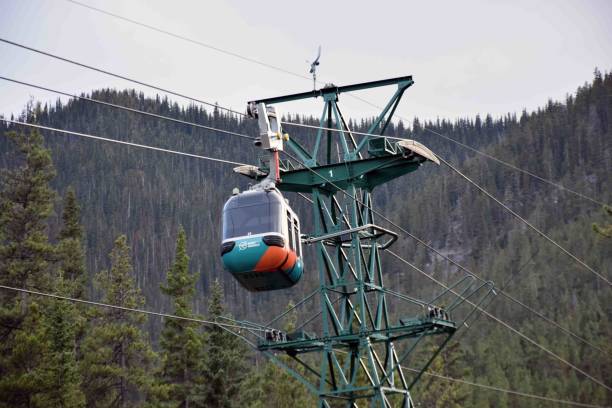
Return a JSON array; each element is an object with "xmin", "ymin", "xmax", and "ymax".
[{"xmin": 220, "ymin": 189, "xmax": 303, "ymax": 292}]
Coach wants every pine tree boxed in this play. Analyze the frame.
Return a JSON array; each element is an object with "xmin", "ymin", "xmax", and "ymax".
[
  {"xmin": 54, "ymin": 187, "xmax": 88, "ymax": 348},
  {"xmin": 0, "ymin": 130, "xmax": 56, "ymax": 407},
  {"xmin": 198, "ymin": 279, "xmax": 249, "ymax": 408},
  {"xmin": 80, "ymin": 235, "xmax": 157, "ymax": 407},
  {"xmin": 57, "ymin": 187, "xmax": 87, "ymax": 297},
  {"xmin": 33, "ymin": 188, "xmax": 88, "ymax": 407},
  {"xmin": 0, "ymin": 304, "xmax": 49, "ymax": 408},
  {"xmin": 0, "ymin": 129, "xmax": 56, "ymax": 320},
  {"xmin": 34, "ymin": 278, "xmax": 86, "ymax": 408},
  {"xmin": 156, "ymin": 226, "xmax": 203, "ymax": 407}
]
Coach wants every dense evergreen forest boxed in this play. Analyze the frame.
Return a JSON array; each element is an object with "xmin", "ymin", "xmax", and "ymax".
[{"xmin": 0, "ymin": 69, "xmax": 610, "ymax": 407}]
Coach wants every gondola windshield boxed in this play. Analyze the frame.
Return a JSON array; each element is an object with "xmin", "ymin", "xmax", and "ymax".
[{"xmin": 222, "ymin": 191, "xmax": 283, "ymax": 239}]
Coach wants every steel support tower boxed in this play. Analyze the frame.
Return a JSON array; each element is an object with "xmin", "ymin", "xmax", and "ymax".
[{"xmin": 237, "ymin": 76, "xmax": 493, "ymax": 407}]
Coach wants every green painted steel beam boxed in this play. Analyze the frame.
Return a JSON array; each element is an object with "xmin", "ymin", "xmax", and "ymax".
[
  {"xmin": 258, "ymin": 319, "xmax": 457, "ymax": 353},
  {"xmin": 275, "ymin": 155, "xmax": 426, "ymax": 193},
  {"xmin": 248, "ymin": 75, "xmax": 413, "ymax": 105}
]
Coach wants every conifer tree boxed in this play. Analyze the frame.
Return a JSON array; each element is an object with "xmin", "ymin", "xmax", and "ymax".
[
  {"xmin": 0, "ymin": 130, "xmax": 56, "ymax": 319},
  {"xmin": 0, "ymin": 130, "xmax": 56, "ymax": 407},
  {"xmin": 80, "ymin": 235, "xmax": 157, "ymax": 407},
  {"xmin": 35, "ymin": 278, "xmax": 85, "ymax": 408},
  {"xmin": 57, "ymin": 187, "xmax": 87, "ymax": 297},
  {"xmin": 198, "ymin": 279, "xmax": 249, "ymax": 408},
  {"xmin": 33, "ymin": 188, "xmax": 88, "ymax": 407},
  {"xmin": 54, "ymin": 187, "xmax": 88, "ymax": 348},
  {"xmin": 156, "ymin": 226, "xmax": 203, "ymax": 407}
]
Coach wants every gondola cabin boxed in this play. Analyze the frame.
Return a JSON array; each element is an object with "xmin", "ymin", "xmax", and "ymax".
[{"xmin": 220, "ymin": 188, "xmax": 303, "ymax": 291}]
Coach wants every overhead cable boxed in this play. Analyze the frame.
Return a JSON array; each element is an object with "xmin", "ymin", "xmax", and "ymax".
[
  {"xmin": 282, "ymin": 149, "xmax": 611, "ymax": 391},
  {"xmin": 0, "ymin": 284, "xmax": 264, "ymax": 332},
  {"xmin": 3, "ymin": 36, "xmax": 607, "ymax": 209},
  {"xmin": 387, "ymin": 250, "xmax": 612, "ymax": 393},
  {"xmin": 350, "ymin": 94, "xmax": 610, "ymax": 208},
  {"xmin": 60, "ymin": 2, "xmax": 610, "ymax": 208},
  {"xmin": 384, "ymin": 212, "xmax": 609, "ymax": 356},
  {"xmin": 332, "ymin": 348, "xmax": 608, "ymax": 408},
  {"xmin": 0, "ymin": 37, "xmax": 246, "ymax": 117},
  {"xmin": 1, "ymin": 283, "xmax": 603, "ymax": 407},
  {"xmin": 66, "ymin": 0, "xmax": 310, "ymax": 81},
  {"xmin": 1, "ymin": 119, "xmax": 248, "ymax": 167},
  {"xmin": 285, "ymin": 148, "xmax": 606, "ymax": 357},
  {"xmin": 0, "ymin": 76, "xmax": 255, "ymax": 140},
  {"xmin": 423, "ymin": 127, "xmax": 609, "ymax": 207},
  {"xmin": 401, "ymin": 366, "xmax": 608, "ymax": 408},
  {"xmin": 438, "ymin": 155, "xmax": 611, "ymax": 287}
]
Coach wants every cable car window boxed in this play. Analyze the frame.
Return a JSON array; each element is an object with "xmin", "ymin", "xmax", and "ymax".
[
  {"xmin": 223, "ymin": 202, "xmax": 282, "ymax": 239},
  {"xmin": 294, "ymin": 220, "xmax": 300, "ymax": 256},
  {"xmin": 287, "ymin": 211, "xmax": 294, "ymax": 250}
]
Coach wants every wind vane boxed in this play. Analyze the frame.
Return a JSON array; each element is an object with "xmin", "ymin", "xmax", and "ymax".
[{"xmin": 308, "ymin": 45, "xmax": 321, "ymax": 90}]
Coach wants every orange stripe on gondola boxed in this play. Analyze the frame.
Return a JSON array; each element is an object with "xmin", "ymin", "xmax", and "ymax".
[
  {"xmin": 281, "ymin": 250, "xmax": 297, "ymax": 271},
  {"xmin": 254, "ymin": 247, "xmax": 288, "ymax": 272}
]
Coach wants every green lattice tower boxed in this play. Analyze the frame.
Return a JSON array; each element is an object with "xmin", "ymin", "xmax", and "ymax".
[{"xmin": 239, "ymin": 77, "xmax": 493, "ymax": 407}]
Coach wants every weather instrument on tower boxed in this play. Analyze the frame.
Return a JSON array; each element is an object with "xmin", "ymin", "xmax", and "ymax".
[
  {"xmin": 220, "ymin": 103, "xmax": 304, "ymax": 292},
  {"xmin": 308, "ymin": 45, "xmax": 321, "ymax": 90}
]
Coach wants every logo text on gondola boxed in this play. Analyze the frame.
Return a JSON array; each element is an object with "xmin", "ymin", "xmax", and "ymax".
[{"xmin": 238, "ymin": 240, "xmax": 261, "ymax": 251}]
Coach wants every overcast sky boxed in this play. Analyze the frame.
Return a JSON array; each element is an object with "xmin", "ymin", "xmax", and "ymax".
[{"xmin": 1, "ymin": 0, "xmax": 611, "ymax": 124}]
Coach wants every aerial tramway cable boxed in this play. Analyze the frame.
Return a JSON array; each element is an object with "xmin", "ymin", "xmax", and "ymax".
[
  {"xmin": 280, "ymin": 119, "xmax": 612, "ymax": 213},
  {"xmin": 66, "ymin": 0, "xmax": 310, "ymax": 82},
  {"xmin": 2, "ymin": 37, "xmax": 606, "ymax": 287},
  {"xmin": 401, "ymin": 365, "xmax": 608, "ymax": 408},
  {"xmin": 0, "ymin": 283, "xmax": 604, "ymax": 408},
  {"xmin": 0, "ymin": 38, "xmax": 246, "ymax": 118},
  {"xmin": 0, "ymin": 76, "xmax": 255, "ymax": 140},
  {"xmin": 387, "ymin": 250, "xmax": 612, "ymax": 393},
  {"xmin": 55, "ymin": 2, "xmax": 611, "ymax": 208},
  {"xmin": 0, "ymin": 119, "xmax": 249, "ymax": 167},
  {"xmin": 2, "ymin": 35, "xmax": 608, "ymax": 211},
  {"xmin": 423, "ymin": 127, "xmax": 609, "ymax": 207},
  {"xmin": 0, "ymin": 42, "xmax": 604, "ymax": 288},
  {"xmin": 278, "ymin": 149, "xmax": 612, "ymax": 392},
  {"xmin": 438, "ymin": 155, "xmax": 611, "ymax": 287},
  {"xmin": 0, "ymin": 72, "xmax": 610, "ymax": 286},
  {"xmin": 0, "ymin": 284, "xmax": 263, "ymax": 332}
]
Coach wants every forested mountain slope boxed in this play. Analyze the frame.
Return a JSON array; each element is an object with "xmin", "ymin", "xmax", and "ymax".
[{"xmin": 1, "ymin": 70, "xmax": 610, "ymax": 406}]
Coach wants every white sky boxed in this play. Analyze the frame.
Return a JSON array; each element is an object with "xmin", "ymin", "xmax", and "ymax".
[{"xmin": 1, "ymin": 0, "xmax": 611, "ymax": 124}]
